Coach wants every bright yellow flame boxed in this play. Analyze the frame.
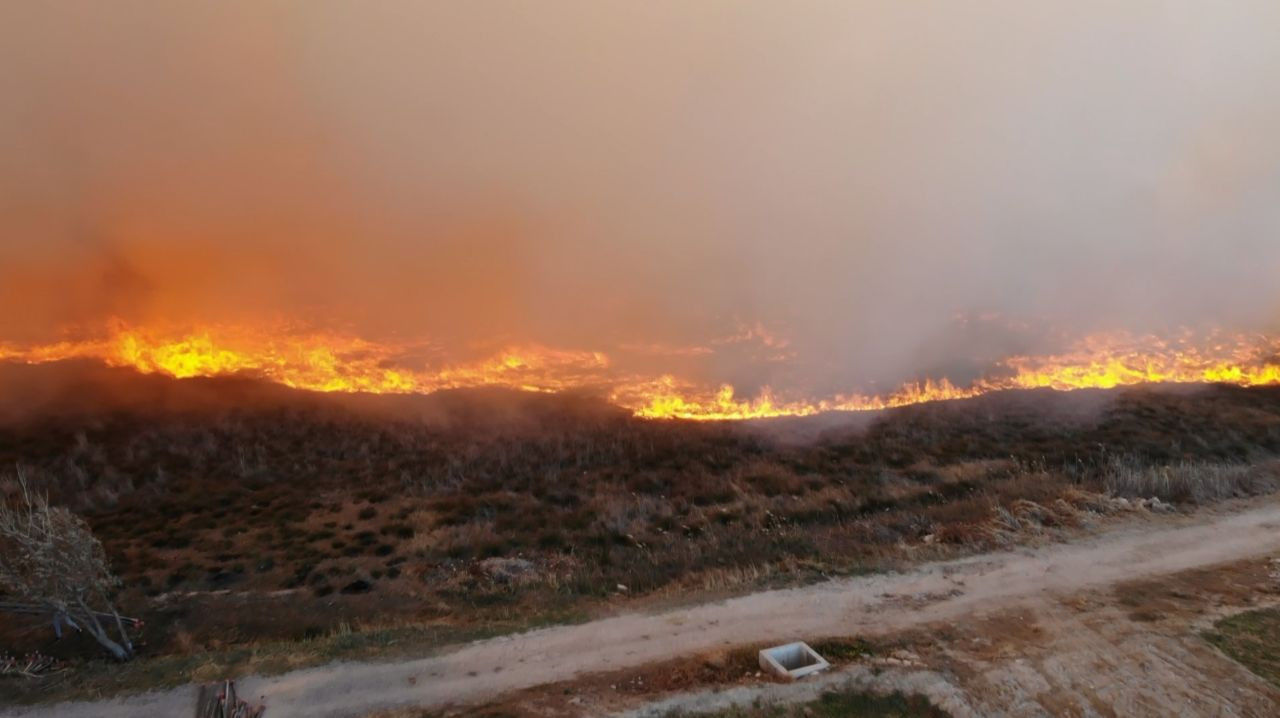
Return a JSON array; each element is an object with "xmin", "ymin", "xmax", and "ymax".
[
  {"xmin": 2, "ymin": 323, "xmax": 1279, "ymax": 421},
  {"xmin": 621, "ymin": 375, "xmax": 985, "ymax": 420},
  {"xmin": 622, "ymin": 330, "xmax": 1280, "ymax": 420},
  {"xmin": 0, "ymin": 323, "xmax": 608, "ymax": 397}
]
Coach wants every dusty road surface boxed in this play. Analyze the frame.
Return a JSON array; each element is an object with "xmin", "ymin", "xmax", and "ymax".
[
  {"xmin": 613, "ymin": 576, "xmax": 1280, "ymax": 718},
  {"xmin": 8, "ymin": 500, "xmax": 1280, "ymax": 718}
]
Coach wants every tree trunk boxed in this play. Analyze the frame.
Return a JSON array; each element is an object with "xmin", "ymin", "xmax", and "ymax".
[
  {"xmin": 109, "ymin": 607, "xmax": 134, "ymax": 654},
  {"xmin": 74, "ymin": 600, "xmax": 133, "ymax": 661},
  {"xmin": 80, "ymin": 615, "xmax": 130, "ymax": 660},
  {"xmin": 98, "ymin": 594, "xmax": 135, "ymax": 654}
]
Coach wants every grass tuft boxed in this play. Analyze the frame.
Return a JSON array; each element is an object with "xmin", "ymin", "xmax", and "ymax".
[{"xmin": 1204, "ymin": 605, "xmax": 1280, "ymax": 687}]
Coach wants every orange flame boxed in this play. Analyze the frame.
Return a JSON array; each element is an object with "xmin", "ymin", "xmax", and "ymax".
[
  {"xmin": 0, "ymin": 323, "xmax": 609, "ymax": 397},
  {"xmin": 627, "ymin": 330, "xmax": 1280, "ymax": 420},
  {"xmin": 2, "ymin": 323, "xmax": 1279, "ymax": 420}
]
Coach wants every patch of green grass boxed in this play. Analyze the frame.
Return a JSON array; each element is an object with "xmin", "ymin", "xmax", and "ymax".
[
  {"xmin": 809, "ymin": 636, "xmax": 878, "ymax": 662},
  {"xmin": 1204, "ymin": 606, "xmax": 1280, "ymax": 687},
  {"xmin": 664, "ymin": 687, "xmax": 947, "ymax": 717}
]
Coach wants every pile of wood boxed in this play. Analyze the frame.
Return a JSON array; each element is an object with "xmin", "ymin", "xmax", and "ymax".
[
  {"xmin": 0, "ymin": 651, "xmax": 59, "ymax": 678},
  {"xmin": 196, "ymin": 680, "xmax": 266, "ymax": 718}
]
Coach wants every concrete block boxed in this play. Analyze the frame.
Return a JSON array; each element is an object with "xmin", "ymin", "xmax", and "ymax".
[{"xmin": 758, "ymin": 641, "xmax": 830, "ymax": 680}]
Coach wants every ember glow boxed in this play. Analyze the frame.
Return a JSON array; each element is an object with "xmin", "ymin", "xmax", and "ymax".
[{"xmin": 3, "ymin": 323, "xmax": 1278, "ymax": 421}]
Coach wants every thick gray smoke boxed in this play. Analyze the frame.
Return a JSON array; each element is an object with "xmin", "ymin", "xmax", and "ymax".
[{"xmin": 2, "ymin": 1, "xmax": 1278, "ymax": 395}]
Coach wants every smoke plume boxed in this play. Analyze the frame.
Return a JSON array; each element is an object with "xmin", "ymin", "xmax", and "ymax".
[{"xmin": 3, "ymin": 1, "xmax": 1279, "ymax": 397}]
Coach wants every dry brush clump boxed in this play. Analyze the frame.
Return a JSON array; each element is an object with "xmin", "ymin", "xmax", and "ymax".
[{"xmin": 0, "ymin": 469, "xmax": 135, "ymax": 660}]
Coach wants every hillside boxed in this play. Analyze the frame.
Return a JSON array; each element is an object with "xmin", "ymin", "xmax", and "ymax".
[{"xmin": 2, "ymin": 361, "xmax": 1280, "ymax": 702}]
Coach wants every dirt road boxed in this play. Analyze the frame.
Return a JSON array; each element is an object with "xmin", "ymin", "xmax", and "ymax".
[{"xmin": 8, "ymin": 500, "xmax": 1280, "ymax": 718}]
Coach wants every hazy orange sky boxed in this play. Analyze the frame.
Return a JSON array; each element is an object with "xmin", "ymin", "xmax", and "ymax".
[{"xmin": 3, "ymin": 2, "xmax": 1279, "ymax": 395}]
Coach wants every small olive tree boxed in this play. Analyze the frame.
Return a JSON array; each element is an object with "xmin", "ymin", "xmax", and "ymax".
[{"xmin": 0, "ymin": 471, "xmax": 134, "ymax": 661}]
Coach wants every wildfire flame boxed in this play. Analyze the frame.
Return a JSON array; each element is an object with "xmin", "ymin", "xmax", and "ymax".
[{"xmin": 2, "ymin": 322, "xmax": 1278, "ymax": 420}]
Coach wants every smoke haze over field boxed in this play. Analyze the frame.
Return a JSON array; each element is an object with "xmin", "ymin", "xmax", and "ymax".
[{"xmin": 3, "ymin": 1, "xmax": 1280, "ymax": 396}]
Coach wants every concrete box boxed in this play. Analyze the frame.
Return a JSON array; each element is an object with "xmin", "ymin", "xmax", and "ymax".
[{"xmin": 758, "ymin": 641, "xmax": 830, "ymax": 680}]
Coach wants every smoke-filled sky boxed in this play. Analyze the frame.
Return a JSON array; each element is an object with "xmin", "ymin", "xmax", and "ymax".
[{"xmin": 3, "ymin": 2, "xmax": 1279, "ymax": 395}]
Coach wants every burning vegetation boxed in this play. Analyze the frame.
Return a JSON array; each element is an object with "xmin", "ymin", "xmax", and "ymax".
[{"xmin": 2, "ymin": 321, "xmax": 1279, "ymax": 421}]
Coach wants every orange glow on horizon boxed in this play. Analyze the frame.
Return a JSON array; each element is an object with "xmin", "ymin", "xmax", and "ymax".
[{"xmin": 2, "ymin": 323, "xmax": 1279, "ymax": 421}]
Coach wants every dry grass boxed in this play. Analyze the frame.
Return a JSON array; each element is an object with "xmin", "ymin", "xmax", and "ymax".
[
  {"xmin": 1103, "ymin": 458, "xmax": 1279, "ymax": 504},
  {"xmin": 3, "ymin": 366, "xmax": 1280, "ymax": 697}
]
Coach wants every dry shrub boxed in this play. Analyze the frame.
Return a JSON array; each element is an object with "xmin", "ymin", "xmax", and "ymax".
[
  {"xmin": 0, "ymin": 470, "xmax": 136, "ymax": 660},
  {"xmin": 931, "ymin": 521, "xmax": 994, "ymax": 547},
  {"xmin": 426, "ymin": 520, "xmax": 507, "ymax": 559},
  {"xmin": 1059, "ymin": 486, "xmax": 1111, "ymax": 513},
  {"xmin": 1048, "ymin": 498, "xmax": 1085, "ymax": 527}
]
